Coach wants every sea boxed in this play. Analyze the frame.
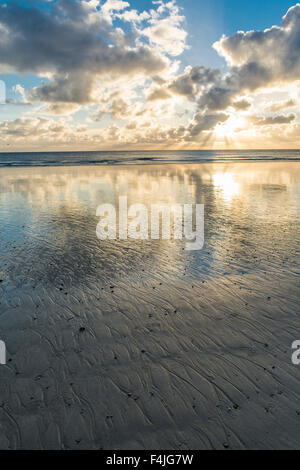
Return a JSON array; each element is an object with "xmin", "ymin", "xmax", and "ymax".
[{"xmin": 0, "ymin": 149, "xmax": 299, "ymax": 167}]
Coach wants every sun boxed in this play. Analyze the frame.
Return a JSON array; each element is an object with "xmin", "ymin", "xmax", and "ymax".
[{"xmin": 214, "ymin": 115, "xmax": 244, "ymax": 138}]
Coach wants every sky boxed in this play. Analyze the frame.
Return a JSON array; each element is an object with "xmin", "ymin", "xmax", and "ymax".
[{"xmin": 0, "ymin": 0, "xmax": 300, "ymax": 151}]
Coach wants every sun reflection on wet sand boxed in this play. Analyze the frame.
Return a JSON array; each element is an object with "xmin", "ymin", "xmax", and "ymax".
[{"xmin": 213, "ymin": 172, "xmax": 240, "ymax": 201}]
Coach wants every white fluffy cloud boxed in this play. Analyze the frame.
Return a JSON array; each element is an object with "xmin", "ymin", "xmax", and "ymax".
[{"xmin": 140, "ymin": 0, "xmax": 188, "ymax": 56}]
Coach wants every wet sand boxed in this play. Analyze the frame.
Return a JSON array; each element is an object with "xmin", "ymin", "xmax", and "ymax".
[{"xmin": 0, "ymin": 161, "xmax": 300, "ymax": 449}]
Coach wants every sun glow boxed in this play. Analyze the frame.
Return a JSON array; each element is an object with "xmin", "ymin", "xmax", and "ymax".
[
  {"xmin": 214, "ymin": 115, "xmax": 244, "ymax": 138},
  {"xmin": 213, "ymin": 172, "xmax": 240, "ymax": 201}
]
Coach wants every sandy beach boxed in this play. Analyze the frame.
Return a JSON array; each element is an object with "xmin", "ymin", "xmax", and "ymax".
[{"xmin": 0, "ymin": 161, "xmax": 300, "ymax": 449}]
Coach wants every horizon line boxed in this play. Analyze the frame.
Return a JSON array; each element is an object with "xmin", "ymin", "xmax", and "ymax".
[{"xmin": 0, "ymin": 148, "xmax": 300, "ymax": 155}]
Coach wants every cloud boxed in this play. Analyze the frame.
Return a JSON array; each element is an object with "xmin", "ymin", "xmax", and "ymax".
[
  {"xmin": 232, "ymin": 99, "xmax": 251, "ymax": 111},
  {"xmin": 0, "ymin": 116, "xmax": 91, "ymax": 152},
  {"xmin": 1, "ymin": 1, "xmax": 300, "ymax": 150},
  {"xmin": 251, "ymin": 113, "xmax": 296, "ymax": 126},
  {"xmin": 100, "ymin": 0, "xmax": 130, "ymax": 24},
  {"xmin": 29, "ymin": 73, "xmax": 94, "ymax": 105},
  {"xmin": 140, "ymin": 0, "xmax": 188, "ymax": 56},
  {"xmin": 147, "ymin": 88, "xmax": 172, "ymax": 101},
  {"xmin": 266, "ymin": 99, "xmax": 296, "ymax": 112},
  {"xmin": 169, "ymin": 65, "xmax": 221, "ymax": 99},
  {"xmin": 213, "ymin": 4, "xmax": 300, "ymax": 93},
  {"xmin": 0, "ymin": 117, "xmax": 71, "ymax": 137},
  {"xmin": 0, "ymin": 0, "xmax": 169, "ymax": 107},
  {"xmin": 176, "ymin": 3, "xmax": 300, "ymax": 119},
  {"xmin": 214, "ymin": 4, "xmax": 300, "ymax": 80},
  {"xmin": 44, "ymin": 103, "xmax": 82, "ymax": 115},
  {"xmin": 185, "ymin": 112, "xmax": 229, "ymax": 139},
  {"xmin": 198, "ymin": 87, "xmax": 235, "ymax": 111}
]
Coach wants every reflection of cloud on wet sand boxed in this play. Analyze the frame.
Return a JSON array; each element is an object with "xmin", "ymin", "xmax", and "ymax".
[{"xmin": 0, "ymin": 161, "xmax": 299, "ymax": 203}]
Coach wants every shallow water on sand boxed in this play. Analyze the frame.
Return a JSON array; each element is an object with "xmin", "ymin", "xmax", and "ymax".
[{"xmin": 0, "ymin": 162, "xmax": 300, "ymax": 449}]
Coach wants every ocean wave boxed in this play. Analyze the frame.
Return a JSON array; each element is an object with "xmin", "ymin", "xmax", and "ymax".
[{"xmin": 0, "ymin": 150, "xmax": 300, "ymax": 167}]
